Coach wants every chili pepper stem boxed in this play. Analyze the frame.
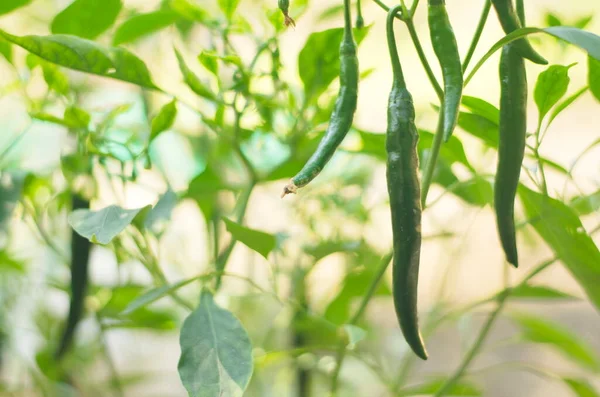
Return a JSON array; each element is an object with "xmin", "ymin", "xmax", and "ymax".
[{"xmin": 281, "ymin": 181, "xmax": 298, "ymax": 197}]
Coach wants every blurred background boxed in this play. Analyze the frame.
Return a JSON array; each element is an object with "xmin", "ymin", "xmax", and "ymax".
[{"xmin": 1, "ymin": 0, "xmax": 599, "ymax": 396}]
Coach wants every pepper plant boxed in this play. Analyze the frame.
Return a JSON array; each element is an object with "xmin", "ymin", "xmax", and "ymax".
[{"xmin": 1, "ymin": 0, "xmax": 600, "ymax": 396}]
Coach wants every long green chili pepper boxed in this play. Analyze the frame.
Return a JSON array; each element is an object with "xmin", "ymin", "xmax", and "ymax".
[
  {"xmin": 56, "ymin": 194, "xmax": 92, "ymax": 359},
  {"xmin": 491, "ymin": 0, "xmax": 547, "ymax": 65},
  {"xmin": 495, "ymin": 43, "xmax": 527, "ymax": 268},
  {"xmin": 356, "ymin": 0, "xmax": 364, "ymax": 29},
  {"xmin": 282, "ymin": 0, "xmax": 358, "ymax": 197},
  {"xmin": 278, "ymin": 0, "xmax": 296, "ymax": 27},
  {"xmin": 516, "ymin": 0, "xmax": 526, "ymax": 26},
  {"xmin": 428, "ymin": 0, "xmax": 463, "ymax": 142},
  {"xmin": 386, "ymin": 5, "xmax": 428, "ymax": 360}
]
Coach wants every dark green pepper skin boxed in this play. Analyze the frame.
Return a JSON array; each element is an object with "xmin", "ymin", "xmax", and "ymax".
[
  {"xmin": 282, "ymin": 0, "xmax": 358, "ymax": 197},
  {"xmin": 428, "ymin": 0, "xmax": 463, "ymax": 142},
  {"xmin": 491, "ymin": 0, "xmax": 547, "ymax": 65},
  {"xmin": 495, "ymin": 43, "xmax": 527, "ymax": 268},
  {"xmin": 386, "ymin": 5, "xmax": 428, "ymax": 360},
  {"xmin": 56, "ymin": 194, "xmax": 91, "ymax": 359}
]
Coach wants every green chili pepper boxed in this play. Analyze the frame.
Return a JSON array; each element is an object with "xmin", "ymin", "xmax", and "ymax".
[
  {"xmin": 282, "ymin": 0, "xmax": 358, "ymax": 197},
  {"xmin": 56, "ymin": 194, "xmax": 92, "ymax": 359},
  {"xmin": 428, "ymin": 0, "xmax": 463, "ymax": 142},
  {"xmin": 516, "ymin": 0, "xmax": 526, "ymax": 25},
  {"xmin": 491, "ymin": 0, "xmax": 547, "ymax": 65},
  {"xmin": 495, "ymin": 43, "xmax": 527, "ymax": 268},
  {"xmin": 356, "ymin": 0, "xmax": 364, "ymax": 29},
  {"xmin": 278, "ymin": 0, "xmax": 296, "ymax": 27},
  {"xmin": 386, "ymin": 5, "xmax": 428, "ymax": 360}
]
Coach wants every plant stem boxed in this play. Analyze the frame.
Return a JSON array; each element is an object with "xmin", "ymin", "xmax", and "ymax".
[
  {"xmin": 97, "ymin": 315, "xmax": 125, "ymax": 397},
  {"xmin": 462, "ymin": 0, "xmax": 492, "ymax": 72},
  {"xmin": 420, "ymin": 110, "xmax": 445, "ymax": 207},
  {"xmin": 433, "ymin": 290, "xmax": 510, "ymax": 397},
  {"xmin": 329, "ymin": 252, "xmax": 393, "ymax": 394}
]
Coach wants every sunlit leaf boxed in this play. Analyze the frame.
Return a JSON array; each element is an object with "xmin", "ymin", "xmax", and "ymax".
[
  {"xmin": 218, "ymin": 0, "xmax": 241, "ymax": 20},
  {"xmin": 178, "ymin": 290, "xmax": 253, "ymax": 397},
  {"xmin": 563, "ymin": 378, "xmax": 600, "ymax": 397},
  {"xmin": 343, "ymin": 324, "xmax": 366, "ymax": 346},
  {"xmin": 0, "ymin": 0, "xmax": 32, "ymax": 16},
  {"xmin": 510, "ymin": 284, "xmax": 579, "ymax": 301},
  {"xmin": 461, "ymin": 96, "xmax": 499, "ymax": 124},
  {"xmin": 113, "ymin": 11, "xmax": 178, "ymax": 45},
  {"xmin": 68, "ymin": 205, "xmax": 149, "ymax": 244},
  {"xmin": 511, "ymin": 312, "xmax": 600, "ymax": 372},
  {"xmin": 222, "ymin": 218, "xmax": 276, "ymax": 259},
  {"xmin": 299, "ymin": 27, "xmax": 370, "ymax": 101},
  {"xmin": 174, "ymin": 48, "xmax": 216, "ymax": 100},
  {"xmin": 588, "ymin": 56, "xmax": 600, "ymax": 102},
  {"xmin": 399, "ymin": 377, "xmax": 481, "ymax": 396},
  {"xmin": 456, "ymin": 111, "xmax": 498, "ymax": 148},
  {"xmin": 142, "ymin": 189, "xmax": 178, "ymax": 232},
  {"xmin": 534, "ymin": 64, "xmax": 574, "ymax": 122},
  {"xmin": 569, "ymin": 189, "xmax": 600, "ymax": 216},
  {"xmin": 150, "ymin": 100, "xmax": 177, "ymax": 141},
  {"xmin": 51, "ymin": 0, "xmax": 122, "ymax": 39},
  {"xmin": 122, "ymin": 277, "xmax": 199, "ymax": 315},
  {"xmin": 64, "ymin": 106, "xmax": 90, "ymax": 129},
  {"xmin": 519, "ymin": 186, "xmax": 600, "ymax": 311}
]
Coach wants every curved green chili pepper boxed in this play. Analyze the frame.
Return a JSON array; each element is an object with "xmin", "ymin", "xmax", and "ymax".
[
  {"xmin": 428, "ymin": 0, "xmax": 463, "ymax": 142},
  {"xmin": 282, "ymin": 0, "xmax": 358, "ymax": 197},
  {"xmin": 278, "ymin": 0, "xmax": 296, "ymax": 27},
  {"xmin": 495, "ymin": 43, "xmax": 527, "ymax": 268},
  {"xmin": 386, "ymin": 5, "xmax": 428, "ymax": 360},
  {"xmin": 56, "ymin": 194, "xmax": 92, "ymax": 359},
  {"xmin": 491, "ymin": 0, "xmax": 547, "ymax": 65}
]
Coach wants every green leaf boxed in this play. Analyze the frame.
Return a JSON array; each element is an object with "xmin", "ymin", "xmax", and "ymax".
[
  {"xmin": 588, "ymin": 56, "xmax": 600, "ymax": 102},
  {"xmin": 174, "ymin": 48, "xmax": 216, "ymax": 100},
  {"xmin": 511, "ymin": 312, "xmax": 600, "ymax": 372},
  {"xmin": 0, "ymin": 30, "xmax": 157, "ymax": 89},
  {"xmin": 0, "ymin": 38, "xmax": 12, "ymax": 63},
  {"xmin": 68, "ymin": 205, "xmax": 149, "ymax": 244},
  {"xmin": 170, "ymin": 0, "xmax": 212, "ymax": 25},
  {"xmin": 563, "ymin": 378, "xmax": 600, "ymax": 397},
  {"xmin": 510, "ymin": 284, "xmax": 579, "ymax": 300},
  {"xmin": 0, "ymin": 0, "xmax": 31, "ymax": 16},
  {"xmin": 0, "ymin": 171, "xmax": 26, "ymax": 228},
  {"xmin": 198, "ymin": 50, "xmax": 219, "ymax": 76},
  {"xmin": 222, "ymin": 218, "xmax": 276, "ymax": 259},
  {"xmin": 461, "ymin": 96, "xmax": 499, "ymax": 124},
  {"xmin": 64, "ymin": 106, "xmax": 90, "ymax": 129},
  {"xmin": 456, "ymin": 111, "xmax": 498, "ymax": 148},
  {"xmin": 343, "ymin": 324, "xmax": 366, "ymax": 346},
  {"xmin": 218, "ymin": 0, "xmax": 241, "ymax": 20},
  {"xmin": 466, "ymin": 27, "xmax": 600, "ymax": 86},
  {"xmin": 142, "ymin": 189, "xmax": 178, "ymax": 231},
  {"xmin": 570, "ymin": 189, "xmax": 600, "ymax": 216},
  {"xmin": 178, "ymin": 290, "xmax": 253, "ymax": 397},
  {"xmin": 519, "ymin": 185, "xmax": 600, "ymax": 312},
  {"xmin": 399, "ymin": 378, "xmax": 481, "ymax": 396},
  {"xmin": 545, "ymin": 13, "xmax": 562, "ymax": 27},
  {"xmin": 122, "ymin": 277, "xmax": 198, "ymax": 315},
  {"xmin": 150, "ymin": 100, "xmax": 177, "ymax": 141},
  {"xmin": 299, "ymin": 27, "xmax": 369, "ymax": 101},
  {"xmin": 0, "ymin": 249, "xmax": 26, "ymax": 273},
  {"xmin": 534, "ymin": 64, "xmax": 574, "ymax": 122},
  {"xmin": 113, "ymin": 11, "xmax": 178, "ymax": 45},
  {"xmin": 547, "ymin": 86, "xmax": 588, "ymax": 127},
  {"xmin": 51, "ymin": 0, "xmax": 122, "ymax": 40}
]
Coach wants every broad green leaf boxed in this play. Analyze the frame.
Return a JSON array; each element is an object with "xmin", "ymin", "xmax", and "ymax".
[
  {"xmin": 299, "ymin": 27, "xmax": 370, "ymax": 101},
  {"xmin": 64, "ymin": 106, "xmax": 90, "ymax": 129},
  {"xmin": 303, "ymin": 239, "xmax": 362, "ymax": 261},
  {"xmin": 0, "ymin": 38, "xmax": 12, "ymax": 63},
  {"xmin": 26, "ymin": 56, "xmax": 70, "ymax": 95},
  {"xmin": 466, "ymin": 27, "xmax": 600, "ymax": 87},
  {"xmin": 456, "ymin": 112, "xmax": 498, "ymax": 148},
  {"xmin": 61, "ymin": 154, "xmax": 92, "ymax": 182},
  {"xmin": 198, "ymin": 50, "xmax": 219, "ymax": 76},
  {"xmin": 570, "ymin": 189, "xmax": 600, "ymax": 216},
  {"xmin": 399, "ymin": 378, "xmax": 481, "ymax": 396},
  {"xmin": 0, "ymin": 249, "xmax": 26, "ymax": 273},
  {"xmin": 545, "ymin": 13, "xmax": 562, "ymax": 27},
  {"xmin": 174, "ymin": 48, "xmax": 216, "ymax": 100},
  {"xmin": 150, "ymin": 100, "xmax": 177, "ymax": 141},
  {"xmin": 534, "ymin": 64, "xmax": 574, "ymax": 122},
  {"xmin": 0, "ymin": 0, "xmax": 31, "ymax": 16},
  {"xmin": 122, "ymin": 277, "xmax": 199, "ymax": 315},
  {"xmin": 218, "ymin": 0, "xmax": 241, "ymax": 20},
  {"xmin": 68, "ymin": 205, "xmax": 149, "ymax": 244},
  {"xmin": 178, "ymin": 290, "xmax": 253, "ymax": 397},
  {"xmin": 51, "ymin": 0, "xmax": 122, "ymax": 40},
  {"xmin": 574, "ymin": 15, "xmax": 594, "ymax": 30},
  {"xmin": 222, "ymin": 218, "xmax": 276, "ymax": 259},
  {"xmin": 519, "ymin": 186, "xmax": 600, "ymax": 311},
  {"xmin": 564, "ymin": 378, "xmax": 600, "ymax": 397},
  {"xmin": 433, "ymin": 166, "xmax": 494, "ymax": 207},
  {"xmin": 589, "ymin": 56, "xmax": 600, "ymax": 102},
  {"xmin": 547, "ymin": 86, "xmax": 588, "ymax": 127},
  {"xmin": 343, "ymin": 324, "xmax": 366, "ymax": 346},
  {"xmin": 0, "ymin": 30, "xmax": 157, "ymax": 89},
  {"xmin": 170, "ymin": 0, "xmax": 212, "ymax": 25},
  {"xmin": 461, "ymin": 96, "xmax": 499, "ymax": 124},
  {"xmin": 511, "ymin": 312, "xmax": 600, "ymax": 372},
  {"xmin": 510, "ymin": 284, "xmax": 579, "ymax": 300},
  {"xmin": 142, "ymin": 189, "xmax": 178, "ymax": 231},
  {"xmin": 113, "ymin": 11, "xmax": 178, "ymax": 45}
]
